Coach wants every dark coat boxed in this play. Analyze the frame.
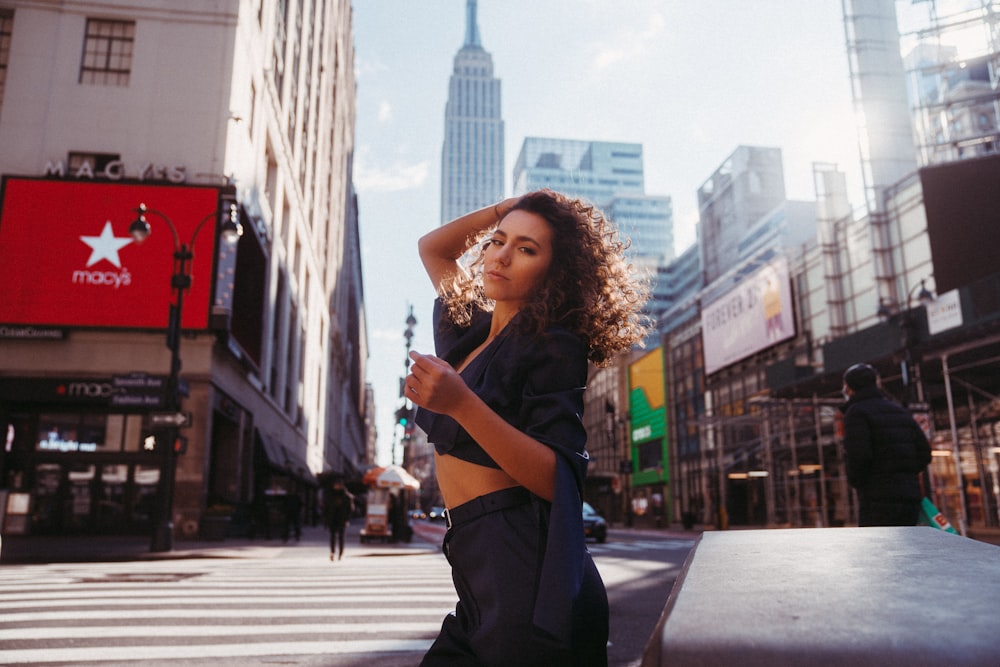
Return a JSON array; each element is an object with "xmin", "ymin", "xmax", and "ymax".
[
  {"xmin": 324, "ymin": 488, "xmax": 353, "ymax": 527},
  {"xmin": 841, "ymin": 386, "xmax": 932, "ymax": 501}
]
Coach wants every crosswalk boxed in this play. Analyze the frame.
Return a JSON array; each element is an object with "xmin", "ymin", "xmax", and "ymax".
[
  {"xmin": 589, "ymin": 537, "xmax": 696, "ymax": 554},
  {"xmin": 0, "ymin": 543, "xmax": 456, "ymax": 666}
]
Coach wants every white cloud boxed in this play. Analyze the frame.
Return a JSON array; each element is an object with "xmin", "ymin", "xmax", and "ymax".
[
  {"xmin": 378, "ymin": 101, "xmax": 393, "ymax": 123},
  {"xmin": 353, "ymin": 53, "xmax": 387, "ymax": 82},
  {"xmin": 372, "ymin": 326, "xmax": 405, "ymax": 342},
  {"xmin": 354, "ymin": 158, "xmax": 430, "ymax": 193},
  {"xmin": 592, "ymin": 11, "xmax": 666, "ymax": 71}
]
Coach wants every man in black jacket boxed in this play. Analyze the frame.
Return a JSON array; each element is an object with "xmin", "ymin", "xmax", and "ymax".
[{"xmin": 841, "ymin": 363, "xmax": 932, "ymax": 526}]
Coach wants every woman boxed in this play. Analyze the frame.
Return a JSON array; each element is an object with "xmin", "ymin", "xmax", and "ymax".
[{"xmin": 405, "ymin": 189, "xmax": 648, "ymax": 666}]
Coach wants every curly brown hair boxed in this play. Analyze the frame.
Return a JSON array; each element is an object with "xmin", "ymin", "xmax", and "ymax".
[{"xmin": 441, "ymin": 189, "xmax": 650, "ymax": 365}]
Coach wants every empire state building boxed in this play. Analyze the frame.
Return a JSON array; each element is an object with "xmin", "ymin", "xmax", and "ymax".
[{"xmin": 440, "ymin": 0, "xmax": 504, "ymax": 224}]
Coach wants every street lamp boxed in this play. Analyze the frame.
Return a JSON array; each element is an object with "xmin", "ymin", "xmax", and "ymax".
[
  {"xmin": 878, "ymin": 279, "xmax": 935, "ymax": 406},
  {"xmin": 129, "ymin": 191, "xmax": 243, "ymax": 552},
  {"xmin": 396, "ymin": 305, "xmax": 418, "ymax": 466}
]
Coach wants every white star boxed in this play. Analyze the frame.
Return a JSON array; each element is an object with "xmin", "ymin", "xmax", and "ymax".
[{"xmin": 80, "ymin": 221, "xmax": 133, "ymax": 268}]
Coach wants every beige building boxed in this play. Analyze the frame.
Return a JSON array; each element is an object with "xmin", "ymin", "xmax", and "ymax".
[{"xmin": 0, "ymin": 0, "xmax": 367, "ymax": 547}]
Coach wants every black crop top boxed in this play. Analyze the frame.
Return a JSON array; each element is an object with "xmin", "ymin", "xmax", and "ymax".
[{"xmin": 414, "ymin": 298, "xmax": 590, "ymax": 483}]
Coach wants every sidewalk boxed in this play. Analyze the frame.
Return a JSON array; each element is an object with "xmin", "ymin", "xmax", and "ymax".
[
  {"xmin": 3, "ymin": 520, "xmax": 994, "ymax": 565},
  {"xmin": 0, "ymin": 518, "xmax": 693, "ymax": 565},
  {"xmin": 0, "ymin": 521, "xmax": 440, "ymax": 565}
]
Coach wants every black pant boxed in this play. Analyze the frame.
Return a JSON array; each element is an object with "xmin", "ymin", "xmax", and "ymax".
[
  {"xmin": 329, "ymin": 521, "xmax": 346, "ymax": 555},
  {"xmin": 859, "ymin": 498, "xmax": 921, "ymax": 526},
  {"xmin": 421, "ymin": 495, "xmax": 608, "ymax": 667}
]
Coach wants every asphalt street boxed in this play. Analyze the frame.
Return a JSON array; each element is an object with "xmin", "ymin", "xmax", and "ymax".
[{"xmin": 1, "ymin": 520, "xmax": 696, "ymax": 666}]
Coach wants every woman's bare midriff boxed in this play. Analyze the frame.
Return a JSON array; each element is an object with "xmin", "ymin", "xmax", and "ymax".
[{"xmin": 435, "ymin": 451, "xmax": 520, "ymax": 508}]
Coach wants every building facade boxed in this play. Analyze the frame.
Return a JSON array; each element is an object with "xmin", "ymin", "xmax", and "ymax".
[
  {"xmin": 697, "ymin": 145, "xmax": 787, "ymax": 286},
  {"xmin": 511, "ymin": 135, "xmax": 679, "ymax": 515},
  {"xmin": 652, "ymin": 1, "xmax": 1000, "ymax": 537},
  {"xmin": 512, "ymin": 137, "xmax": 645, "ymax": 208},
  {"xmin": 439, "ymin": 0, "xmax": 504, "ymax": 224},
  {"xmin": 0, "ymin": 0, "xmax": 366, "ymax": 545}
]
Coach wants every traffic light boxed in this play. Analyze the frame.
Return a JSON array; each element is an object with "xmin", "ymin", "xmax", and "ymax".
[{"xmin": 395, "ymin": 405, "xmax": 414, "ymax": 426}]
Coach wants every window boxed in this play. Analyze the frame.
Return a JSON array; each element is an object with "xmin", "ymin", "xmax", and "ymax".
[
  {"xmin": 0, "ymin": 9, "xmax": 12, "ymax": 111},
  {"xmin": 37, "ymin": 413, "xmax": 145, "ymax": 453},
  {"xmin": 79, "ymin": 18, "xmax": 135, "ymax": 86}
]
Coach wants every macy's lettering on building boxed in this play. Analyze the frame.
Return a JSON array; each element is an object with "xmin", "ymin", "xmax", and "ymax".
[{"xmin": 44, "ymin": 160, "xmax": 187, "ymax": 183}]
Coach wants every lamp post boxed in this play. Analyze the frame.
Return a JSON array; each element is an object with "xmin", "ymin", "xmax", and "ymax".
[
  {"xmin": 878, "ymin": 279, "xmax": 935, "ymax": 406},
  {"xmin": 130, "ymin": 191, "xmax": 243, "ymax": 552},
  {"xmin": 396, "ymin": 305, "xmax": 418, "ymax": 466}
]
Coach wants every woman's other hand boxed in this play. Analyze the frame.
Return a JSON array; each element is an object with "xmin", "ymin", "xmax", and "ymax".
[{"xmin": 405, "ymin": 351, "xmax": 469, "ymax": 416}]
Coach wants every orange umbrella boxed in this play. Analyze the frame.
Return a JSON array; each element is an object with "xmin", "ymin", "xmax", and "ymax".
[{"xmin": 361, "ymin": 466, "xmax": 386, "ymax": 487}]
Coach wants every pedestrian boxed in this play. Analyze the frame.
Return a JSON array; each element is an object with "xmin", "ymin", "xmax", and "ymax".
[
  {"xmin": 840, "ymin": 363, "xmax": 932, "ymax": 526},
  {"xmin": 282, "ymin": 490, "xmax": 302, "ymax": 543},
  {"xmin": 390, "ymin": 490, "xmax": 412, "ymax": 543},
  {"xmin": 406, "ymin": 189, "xmax": 649, "ymax": 666},
  {"xmin": 324, "ymin": 479, "xmax": 353, "ymax": 560},
  {"xmin": 249, "ymin": 491, "xmax": 271, "ymax": 540}
]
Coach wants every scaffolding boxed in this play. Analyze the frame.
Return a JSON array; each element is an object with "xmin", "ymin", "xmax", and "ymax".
[
  {"xmin": 896, "ymin": 0, "xmax": 1000, "ymax": 166},
  {"xmin": 688, "ymin": 396, "xmax": 853, "ymax": 529}
]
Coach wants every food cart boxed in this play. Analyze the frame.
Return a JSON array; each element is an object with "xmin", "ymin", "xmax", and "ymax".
[
  {"xmin": 359, "ymin": 465, "xmax": 420, "ymax": 543},
  {"xmin": 360, "ymin": 487, "xmax": 391, "ymax": 543}
]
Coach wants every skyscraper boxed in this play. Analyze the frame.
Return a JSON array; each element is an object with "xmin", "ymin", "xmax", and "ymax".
[
  {"xmin": 512, "ymin": 136, "xmax": 675, "ymax": 337},
  {"xmin": 697, "ymin": 145, "xmax": 786, "ymax": 285},
  {"xmin": 512, "ymin": 137, "xmax": 672, "ymax": 265},
  {"xmin": 512, "ymin": 137, "xmax": 645, "ymax": 209},
  {"xmin": 440, "ymin": 0, "xmax": 504, "ymax": 224}
]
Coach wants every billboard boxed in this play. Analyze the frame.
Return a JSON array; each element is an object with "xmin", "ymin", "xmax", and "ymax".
[
  {"xmin": 629, "ymin": 347, "xmax": 668, "ymax": 484},
  {"xmin": 0, "ymin": 177, "xmax": 224, "ymax": 330},
  {"xmin": 701, "ymin": 256, "xmax": 795, "ymax": 375}
]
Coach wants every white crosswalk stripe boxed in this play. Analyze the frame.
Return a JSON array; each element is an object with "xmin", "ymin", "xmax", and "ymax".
[
  {"xmin": 589, "ymin": 538, "xmax": 695, "ymax": 553},
  {"xmin": 0, "ymin": 547, "xmax": 456, "ymax": 665}
]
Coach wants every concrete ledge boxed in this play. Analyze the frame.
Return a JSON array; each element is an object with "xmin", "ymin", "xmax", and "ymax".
[{"xmin": 642, "ymin": 527, "xmax": 1000, "ymax": 666}]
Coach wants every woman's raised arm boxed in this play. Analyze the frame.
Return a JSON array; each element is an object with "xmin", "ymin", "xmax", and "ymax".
[{"xmin": 417, "ymin": 198, "xmax": 519, "ymax": 293}]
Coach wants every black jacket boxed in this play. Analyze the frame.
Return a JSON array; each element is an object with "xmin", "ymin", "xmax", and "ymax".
[
  {"xmin": 841, "ymin": 386, "xmax": 932, "ymax": 501},
  {"xmin": 414, "ymin": 298, "xmax": 591, "ymax": 646}
]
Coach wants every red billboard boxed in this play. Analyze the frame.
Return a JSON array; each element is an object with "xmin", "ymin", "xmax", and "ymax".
[{"xmin": 0, "ymin": 177, "xmax": 224, "ymax": 330}]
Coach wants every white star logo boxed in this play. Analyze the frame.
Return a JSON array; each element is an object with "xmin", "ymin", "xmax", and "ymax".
[{"xmin": 80, "ymin": 221, "xmax": 134, "ymax": 268}]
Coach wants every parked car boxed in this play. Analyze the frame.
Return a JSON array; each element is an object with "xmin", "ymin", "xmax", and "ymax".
[
  {"xmin": 428, "ymin": 506, "xmax": 447, "ymax": 522},
  {"xmin": 582, "ymin": 501, "xmax": 608, "ymax": 543},
  {"xmin": 410, "ymin": 509, "xmax": 427, "ymax": 521}
]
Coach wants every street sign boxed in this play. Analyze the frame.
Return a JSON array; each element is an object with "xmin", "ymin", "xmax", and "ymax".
[
  {"xmin": 111, "ymin": 373, "xmax": 166, "ymax": 408},
  {"xmin": 150, "ymin": 412, "xmax": 190, "ymax": 427}
]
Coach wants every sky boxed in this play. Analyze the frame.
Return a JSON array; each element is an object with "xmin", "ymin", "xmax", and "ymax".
[{"xmin": 352, "ymin": 0, "xmax": 866, "ymax": 464}]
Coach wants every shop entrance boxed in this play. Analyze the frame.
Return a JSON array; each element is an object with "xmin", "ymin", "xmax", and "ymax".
[{"xmin": 29, "ymin": 461, "xmax": 160, "ymax": 535}]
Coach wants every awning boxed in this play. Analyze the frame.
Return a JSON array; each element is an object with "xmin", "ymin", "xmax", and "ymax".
[
  {"xmin": 374, "ymin": 465, "xmax": 420, "ymax": 490},
  {"xmin": 361, "ymin": 464, "xmax": 420, "ymax": 490},
  {"xmin": 255, "ymin": 429, "xmax": 316, "ymax": 486}
]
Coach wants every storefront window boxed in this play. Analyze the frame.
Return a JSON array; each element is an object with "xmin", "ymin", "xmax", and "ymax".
[
  {"xmin": 122, "ymin": 415, "xmax": 144, "ymax": 452},
  {"xmin": 36, "ymin": 413, "xmax": 146, "ymax": 453},
  {"xmin": 39, "ymin": 414, "xmax": 105, "ymax": 452},
  {"xmin": 637, "ymin": 438, "xmax": 664, "ymax": 472},
  {"xmin": 133, "ymin": 464, "xmax": 160, "ymax": 526},
  {"xmin": 80, "ymin": 414, "xmax": 107, "ymax": 449},
  {"xmin": 32, "ymin": 463, "xmax": 62, "ymax": 531},
  {"xmin": 68, "ymin": 463, "xmax": 96, "ymax": 530},
  {"xmin": 97, "ymin": 464, "xmax": 128, "ymax": 530}
]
